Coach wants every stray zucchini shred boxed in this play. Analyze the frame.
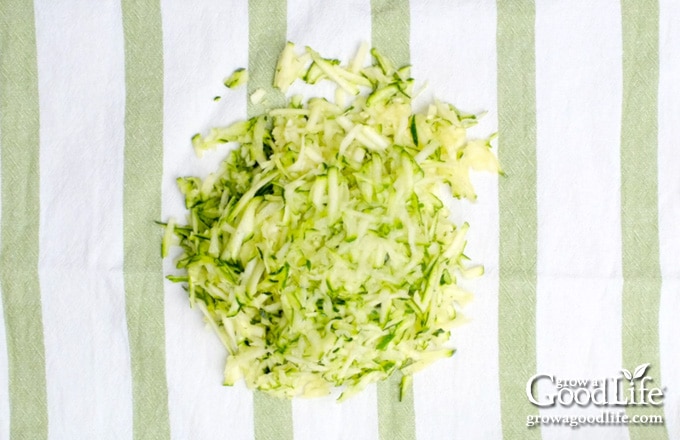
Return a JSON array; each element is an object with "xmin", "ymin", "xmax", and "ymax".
[
  {"xmin": 162, "ymin": 42, "xmax": 500, "ymax": 401},
  {"xmin": 223, "ymin": 67, "xmax": 248, "ymax": 89}
]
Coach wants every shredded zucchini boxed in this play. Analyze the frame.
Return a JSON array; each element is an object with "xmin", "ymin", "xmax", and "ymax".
[
  {"xmin": 164, "ymin": 42, "xmax": 499, "ymax": 400},
  {"xmin": 223, "ymin": 67, "xmax": 248, "ymax": 89}
]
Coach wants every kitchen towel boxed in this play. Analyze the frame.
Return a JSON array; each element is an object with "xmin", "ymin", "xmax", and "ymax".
[{"xmin": 0, "ymin": 0, "xmax": 678, "ymax": 439}]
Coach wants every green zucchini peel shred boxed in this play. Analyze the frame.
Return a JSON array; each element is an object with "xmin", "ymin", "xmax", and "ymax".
[{"xmin": 223, "ymin": 67, "xmax": 248, "ymax": 89}]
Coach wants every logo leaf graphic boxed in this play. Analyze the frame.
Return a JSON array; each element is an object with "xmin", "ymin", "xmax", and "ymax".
[
  {"xmin": 633, "ymin": 363, "xmax": 650, "ymax": 380},
  {"xmin": 621, "ymin": 369, "xmax": 632, "ymax": 381}
]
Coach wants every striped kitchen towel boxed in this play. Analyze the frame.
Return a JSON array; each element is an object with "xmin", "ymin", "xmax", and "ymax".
[{"xmin": 0, "ymin": 0, "xmax": 678, "ymax": 439}]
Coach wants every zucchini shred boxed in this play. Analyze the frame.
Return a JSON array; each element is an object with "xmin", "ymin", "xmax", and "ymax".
[{"xmin": 162, "ymin": 41, "xmax": 500, "ymax": 400}]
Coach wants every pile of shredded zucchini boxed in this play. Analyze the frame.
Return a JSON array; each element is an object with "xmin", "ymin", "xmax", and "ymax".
[{"xmin": 162, "ymin": 42, "xmax": 500, "ymax": 400}]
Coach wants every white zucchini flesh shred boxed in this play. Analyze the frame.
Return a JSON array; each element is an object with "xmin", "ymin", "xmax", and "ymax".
[{"xmin": 164, "ymin": 42, "xmax": 500, "ymax": 400}]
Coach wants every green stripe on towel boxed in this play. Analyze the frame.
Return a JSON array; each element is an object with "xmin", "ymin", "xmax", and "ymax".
[
  {"xmin": 496, "ymin": 1, "xmax": 540, "ymax": 439},
  {"xmin": 370, "ymin": 1, "xmax": 417, "ymax": 440},
  {"xmin": 377, "ymin": 371, "xmax": 417, "ymax": 440},
  {"xmin": 620, "ymin": 1, "xmax": 667, "ymax": 438},
  {"xmin": 248, "ymin": 0, "xmax": 287, "ymax": 117},
  {"xmin": 0, "ymin": 1, "xmax": 49, "ymax": 438},
  {"xmin": 371, "ymin": 0, "xmax": 410, "ymax": 69},
  {"xmin": 121, "ymin": 0, "xmax": 171, "ymax": 438},
  {"xmin": 248, "ymin": 1, "xmax": 294, "ymax": 439}
]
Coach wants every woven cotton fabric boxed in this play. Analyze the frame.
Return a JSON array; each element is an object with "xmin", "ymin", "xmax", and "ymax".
[{"xmin": 0, "ymin": 1, "xmax": 678, "ymax": 439}]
